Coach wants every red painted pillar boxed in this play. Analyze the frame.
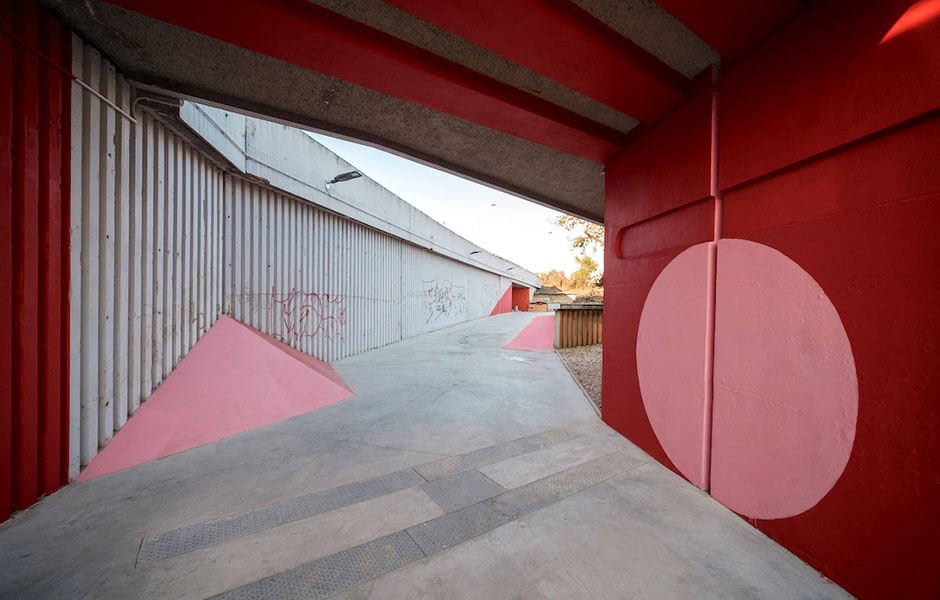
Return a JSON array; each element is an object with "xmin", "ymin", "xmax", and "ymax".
[
  {"xmin": 0, "ymin": 0, "xmax": 14, "ymax": 522},
  {"xmin": 511, "ymin": 286, "xmax": 530, "ymax": 312},
  {"xmin": 13, "ymin": 0, "xmax": 43, "ymax": 513},
  {"xmin": 0, "ymin": 0, "xmax": 71, "ymax": 522}
]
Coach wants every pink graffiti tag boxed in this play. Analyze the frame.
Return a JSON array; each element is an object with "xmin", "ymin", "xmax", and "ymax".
[{"xmin": 271, "ymin": 285, "xmax": 346, "ymax": 343}]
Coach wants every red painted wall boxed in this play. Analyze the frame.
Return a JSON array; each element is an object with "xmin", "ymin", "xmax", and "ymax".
[
  {"xmin": 0, "ymin": 1, "xmax": 71, "ymax": 522},
  {"xmin": 511, "ymin": 287, "xmax": 530, "ymax": 312},
  {"xmin": 603, "ymin": 1, "xmax": 940, "ymax": 597},
  {"xmin": 603, "ymin": 91, "xmax": 712, "ymax": 474}
]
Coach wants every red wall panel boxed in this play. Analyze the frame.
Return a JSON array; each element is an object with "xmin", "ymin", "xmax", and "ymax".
[
  {"xmin": 603, "ymin": 0, "xmax": 940, "ymax": 596},
  {"xmin": 510, "ymin": 287, "xmax": 530, "ymax": 312},
  {"xmin": 0, "ymin": 0, "xmax": 13, "ymax": 524},
  {"xmin": 0, "ymin": 1, "xmax": 71, "ymax": 522},
  {"xmin": 605, "ymin": 92, "xmax": 711, "ymax": 232},
  {"xmin": 602, "ymin": 89, "xmax": 713, "ymax": 480},
  {"xmin": 602, "ymin": 200, "xmax": 715, "ymax": 481},
  {"xmin": 719, "ymin": 0, "xmax": 940, "ymax": 190},
  {"xmin": 721, "ymin": 115, "xmax": 940, "ymax": 599}
]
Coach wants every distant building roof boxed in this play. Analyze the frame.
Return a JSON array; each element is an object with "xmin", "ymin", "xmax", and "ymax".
[{"xmin": 538, "ymin": 285, "xmax": 564, "ymax": 294}]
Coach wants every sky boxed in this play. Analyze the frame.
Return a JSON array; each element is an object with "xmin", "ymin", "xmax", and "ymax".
[{"xmin": 308, "ymin": 132, "xmax": 602, "ymax": 276}]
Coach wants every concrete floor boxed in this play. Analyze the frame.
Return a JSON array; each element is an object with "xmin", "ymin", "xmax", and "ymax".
[{"xmin": 0, "ymin": 313, "xmax": 850, "ymax": 599}]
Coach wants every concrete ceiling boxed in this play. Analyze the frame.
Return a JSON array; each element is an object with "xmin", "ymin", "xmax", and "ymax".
[{"xmin": 42, "ymin": 0, "xmax": 800, "ymax": 222}]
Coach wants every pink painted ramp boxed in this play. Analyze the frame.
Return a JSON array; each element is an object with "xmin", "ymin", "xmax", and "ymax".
[
  {"xmin": 505, "ymin": 315, "xmax": 555, "ymax": 350},
  {"xmin": 79, "ymin": 316, "xmax": 354, "ymax": 481}
]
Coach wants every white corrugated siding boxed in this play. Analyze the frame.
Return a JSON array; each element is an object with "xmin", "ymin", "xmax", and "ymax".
[
  {"xmin": 400, "ymin": 244, "xmax": 506, "ymax": 339},
  {"xmin": 69, "ymin": 37, "xmax": 518, "ymax": 478},
  {"xmin": 223, "ymin": 176, "xmax": 510, "ymax": 362},
  {"xmin": 69, "ymin": 37, "xmax": 224, "ymax": 476},
  {"xmin": 223, "ymin": 176, "xmax": 400, "ymax": 362}
]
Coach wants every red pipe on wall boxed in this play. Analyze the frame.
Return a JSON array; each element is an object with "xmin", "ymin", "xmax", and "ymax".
[
  {"xmin": 701, "ymin": 64, "xmax": 721, "ymax": 491},
  {"xmin": 0, "ymin": 0, "xmax": 71, "ymax": 522}
]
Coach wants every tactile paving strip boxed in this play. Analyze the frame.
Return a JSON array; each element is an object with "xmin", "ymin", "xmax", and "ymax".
[
  {"xmin": 137, "ymin": 468, "xmax": 425, "ymax": 567},
  {"xmin": 138, "ymin": 420, "xmax": 598, "ymax": 567},
  {"xmin": 421, "ymin": 470, "xmax": 506, "ymax": 513},
  {"xmin": 211, "ymin": 452, "xmax": 633, "ymax": 599},
  {"xmin": 490, "ymin": 452, "xmax": 636, "ymax": 518},
  {"xmin": 414, "ymin": 421, "xmax": 595, "ymax": 481},
  {"xmin": 408, "ymin": 452, "xmax": 633, "ymax": 555},
  {"xmin": 406, "ymin": 499, "xmax": 514, "ymax": 556},
  {"xmin": 209, "ymin": 530, "xmax": 425, "ymax": 600}
]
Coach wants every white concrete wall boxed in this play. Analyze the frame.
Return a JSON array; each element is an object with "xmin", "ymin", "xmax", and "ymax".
[
  {"xmin": 69, "ymin": 38, "xmax": 536, "ymax": 477},
  {"xmin": 181, "ymin": 102, "xmax": 540, "ymax": 289},
  {"xmin": 400, "ymin": 244, "xmax": 507, "ymax": 339},
  {"xmin": 224, "ymin": 176, "xmax": 514, "ymax": 360},
  {"xmin": 69, "ymin": 36, "xmax": 225, "ymax": 476},
  {"xmin": 224, "ymin": 176, "xmax": 403, "ymax": 362}
]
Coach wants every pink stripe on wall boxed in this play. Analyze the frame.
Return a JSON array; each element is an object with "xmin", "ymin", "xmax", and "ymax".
[{"xmin": 490, "ymin": 285, "xmax": 512, "ymax": 315}]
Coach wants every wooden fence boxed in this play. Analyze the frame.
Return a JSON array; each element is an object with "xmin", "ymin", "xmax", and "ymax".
[{"xmin": 554, "ymin": 304, "xmax": 603, "ymax": 348}]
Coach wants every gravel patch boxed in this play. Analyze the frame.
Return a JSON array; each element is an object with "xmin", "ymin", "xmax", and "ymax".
[{"xmin": 556, "ymin": 344, "xmax": 602, "ymax": 413}]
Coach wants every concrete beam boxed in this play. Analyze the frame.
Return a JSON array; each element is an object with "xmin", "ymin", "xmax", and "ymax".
[{"xmin": 42, "ymin": 0, "xmax": 607, "ymax": 221}]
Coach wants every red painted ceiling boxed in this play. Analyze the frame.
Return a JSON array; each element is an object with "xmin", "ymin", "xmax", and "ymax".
[
  {"xmin": 385, "ymin": 0, "xmax": 692, "ymax": 124},
  {"xmin": 101, "ymin": 0, "xmax": 800, "ymax": 162},
  {"xmin": 103, "ymin": 0, "xmax": 631, "ymax": 162},
  {"xmin": 657, "ymin": 0, "xmax": 802, "ymax": 60}
]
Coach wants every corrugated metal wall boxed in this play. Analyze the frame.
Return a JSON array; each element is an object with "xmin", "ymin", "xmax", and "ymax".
[
  {"xmin": 0, "ymin": 1, "xmax": 71, "ymax": 522},
  {"xmin": 68, "ymin": 37, "xmax": 225, "ymax": 476},
  {"xmin": 224, "ymin": 176, "xmax": 511, "ymax": 361},
  {"xmin": 3, "ymin": 28, "xmax": 525, "ymax": 500},
  {"xmin": 224, "ymin": 176, "xmax": 400, "ymax": 362},
  {"xmin": 3, "ymin": 8, "xmax": 531, "ymax": 520},
  {"xmin": 65, "ymin": 35, "xmax": 518, "ymax": 482},
  {"xmin": 401, "ymin": 244, "xmax": 507, "ymax": 339}
]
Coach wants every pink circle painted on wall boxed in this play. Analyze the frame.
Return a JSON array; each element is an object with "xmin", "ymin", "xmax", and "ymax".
[
  {"xmin": 636, "ymin": 242, "xmax": 711, "ymax": 490},
  {"xmin": 637, "ymin": 239, "xmax": 858, "ymax": 520}
]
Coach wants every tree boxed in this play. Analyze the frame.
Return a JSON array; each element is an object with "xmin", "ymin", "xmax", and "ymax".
[
  {"xmin": 539, "ymin": 269, "xmax": 570, "ymax": 290},
  {"xmin": 552, "ymin": 215, "xmax": 604, "ymax": 290},
  {"xmin": 553, "ymin": 215, "xmax": 604, "ymax": 253},
  {"xmin": 570, "ymin": 255, "xmax": 600, "ymax": 289}
]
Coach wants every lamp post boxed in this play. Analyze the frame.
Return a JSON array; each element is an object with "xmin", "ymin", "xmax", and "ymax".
[{"xmin": 325, "ymin": 170, "xmax": 362, "ymax": 191}]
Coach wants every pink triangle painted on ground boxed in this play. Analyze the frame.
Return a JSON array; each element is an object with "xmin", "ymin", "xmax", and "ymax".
[
  {"xmin": 505, "ymin": 315, "xmax": 555, "ymax": 350},
  {"xmin": 78, "ymin": 316, "xmax": 354, "ymax": 481}
]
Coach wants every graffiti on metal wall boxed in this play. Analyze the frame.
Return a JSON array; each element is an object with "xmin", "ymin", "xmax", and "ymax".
[
  {"xmin": 480, "ymin": 282, "xmax": 499, "ymax": 314},
  {"xmin": 270, "ymin": 285, "xmax": 347, "ymax": 343},
  {"xmin": 422, "ymin": 278, "xmax": 466, "ymax": 323}
]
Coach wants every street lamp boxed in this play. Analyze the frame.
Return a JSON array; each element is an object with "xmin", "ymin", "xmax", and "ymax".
[
  {"xmin": 325, "ymin": 170, "xmax": 362, "ymax": 191},
  {"xmin": 328, "ymin": 170, "xmax": 362, "ymax": 184}
]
